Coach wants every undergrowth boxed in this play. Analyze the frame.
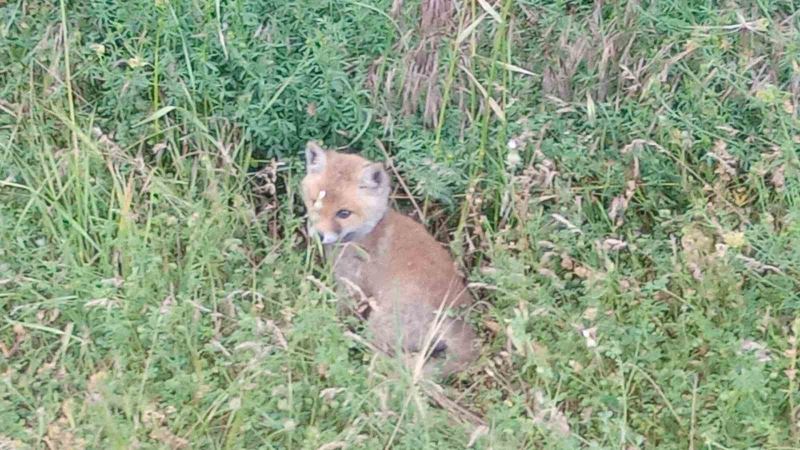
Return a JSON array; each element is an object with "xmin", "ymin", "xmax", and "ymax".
[{"xmin": 1, "ymin": 0, "xmax": 799, "ymax": 448}]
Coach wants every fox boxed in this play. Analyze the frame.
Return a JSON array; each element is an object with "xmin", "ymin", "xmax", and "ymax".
[{"xmin": 301, "ymin": 141, "xmax": 479, "ymax": 378}]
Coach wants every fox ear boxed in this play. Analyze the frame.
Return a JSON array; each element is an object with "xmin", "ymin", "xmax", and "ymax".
[
  {"xmin": 359, "ymin": 163, "xmax": 388, "ymax": 192},
  {"xmin": 305, "ymin": 141, "xmax": 326, "ymax": 174}
]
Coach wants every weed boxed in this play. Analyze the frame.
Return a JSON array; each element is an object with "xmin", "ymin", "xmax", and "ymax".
[{"xmin": 1, "ymin": 0, "xmax": 799, "ymax": 448}]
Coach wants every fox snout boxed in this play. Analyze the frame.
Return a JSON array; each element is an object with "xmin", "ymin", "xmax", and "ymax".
[
  {"xmin": 308, "ymin": 223, "xmax": 341, "ymax": 245},
  {"xmin": 308, "ymin": 218, "xmax": 358, "ymax": 245},
  {"xmin": 308, "ymin": 225, "xmax": 357, "ymax": 245}
]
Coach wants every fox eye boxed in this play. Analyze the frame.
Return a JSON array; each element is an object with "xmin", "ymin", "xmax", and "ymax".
[{"xmin": 336, "ymin": 209, "xmax": 352, "ymax": 219}]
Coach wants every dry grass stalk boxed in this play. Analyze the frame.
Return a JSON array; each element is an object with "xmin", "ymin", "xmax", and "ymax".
[
  {"xmin": 393, "ymin": 0, "xmax": 455, "ymax": 127},
  {"xmin": 541, "ymin": 30, "xmax": 589, "ymax": 101},
  {"xmin": 374, "ymin": 139, "xmax": 425, "ymax": 221}
]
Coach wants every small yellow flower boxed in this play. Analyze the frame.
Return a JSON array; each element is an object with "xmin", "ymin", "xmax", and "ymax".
[
  {"xmin": 722, "ymin": 231, "xmax": 746, "ymax": 249},
  {"xmin": 89, "ymin": 43, "xmax": 105, "ymax": 56},
  {"xmin": 755, "ymin": 85, "xmax": 778, "ymax": 103},
  {"xmin": 127, "ymin": 56, "xmax": 145, "ymax": 68},
  {"xmin": 783, "ymin": 99, "xmax": 795, "ymax": 115}
]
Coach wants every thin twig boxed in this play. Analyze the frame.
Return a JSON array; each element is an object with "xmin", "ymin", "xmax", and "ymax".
[
  {"xmin": 690, "ymin": 374, "xmax": 698, "ymax": 450},
  {"xmin": 626, "ymin": 363, "xmax": 685, "ymax": 429},
  {"xmin": 374, "ymin": 139, "xmax": 425, "ymax": 222}
]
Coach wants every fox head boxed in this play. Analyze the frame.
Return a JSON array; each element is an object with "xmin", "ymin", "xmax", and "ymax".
[{"xmin": 301, "ymin": 141, "xmax": 390, "ymax": 244}]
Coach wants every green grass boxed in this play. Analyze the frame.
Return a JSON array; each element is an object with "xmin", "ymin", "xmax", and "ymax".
[{"xmin": 2, "ymin": 0, "xmax": 800, "ymax": 448}]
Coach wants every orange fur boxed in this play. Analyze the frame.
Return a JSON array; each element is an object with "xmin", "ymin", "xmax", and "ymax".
[{"xmin": 301, "ymin": 142, "xmax": 479, "ymax": 377}]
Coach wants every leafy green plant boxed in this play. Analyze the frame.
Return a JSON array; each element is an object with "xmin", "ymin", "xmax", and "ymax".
[{"xmin": 1, "ymin": 0, "xmax": 798, "ymax": 448}]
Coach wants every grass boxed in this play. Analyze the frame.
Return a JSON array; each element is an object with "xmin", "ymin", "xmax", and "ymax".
[{"xmin": 1, "ymin": 0, "xmax": 799, "ymax": 448}]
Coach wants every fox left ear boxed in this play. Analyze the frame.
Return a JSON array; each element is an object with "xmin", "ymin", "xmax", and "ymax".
[
  {"xmin": 359, "ymin": 163, "xmax": 388, "ymax": 192},
  {"xmin": 305, "ymin": 141, "xmax": 327, "ymax": 174}
]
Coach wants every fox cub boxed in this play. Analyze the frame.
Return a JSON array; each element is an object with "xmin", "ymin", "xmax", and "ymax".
[{"xmin": 301, "ymin": 141, "xmax": 479, "ymax": 377}]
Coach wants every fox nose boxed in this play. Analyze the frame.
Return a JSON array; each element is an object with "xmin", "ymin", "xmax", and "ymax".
[
  {"xmin": 310, "ymin": 227, "xmax": 337, "ymax": 244},
  {"xmin": 320, "ymin": 233, "xmax": 338, "ymax": 244}
]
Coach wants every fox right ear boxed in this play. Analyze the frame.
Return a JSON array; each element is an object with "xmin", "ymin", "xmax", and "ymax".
[
  {"xmin": 359, "ymin": 162, "xmax": 388, "ymax": 193},
  {"xmin": 305, "ymin": 141, "xmax": 326, "ymax": 174}
]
